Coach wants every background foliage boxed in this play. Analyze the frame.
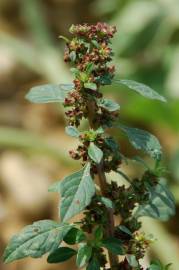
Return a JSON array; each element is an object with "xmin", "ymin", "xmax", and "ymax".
[{"xmin": 0, "ymin": 0, "xmax": 178, "ymax": 269}]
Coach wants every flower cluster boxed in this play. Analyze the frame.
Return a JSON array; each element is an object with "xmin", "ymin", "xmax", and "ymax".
[
  {"xmin": 64, "ymin": 90, "xmax": 87, "ymax": 126},
  {"xmin": 107, "ymin": 171, "xmax": 158, "ymax": 225},
  {"xmin": 69, "ymin": 22, "xmax": 117, "ymax": 39},
  {"xmin": 63, "ymin": 22, "xmax": 118, "ymax": 128},
  {"xmin": 69, "ymin": 129, "xmax": 121, "ymax": 173}
]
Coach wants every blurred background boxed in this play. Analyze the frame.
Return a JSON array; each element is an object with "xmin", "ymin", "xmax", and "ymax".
[{"xmin": 0, "ymin": 0, "xmax": 179, "ymax": 269}]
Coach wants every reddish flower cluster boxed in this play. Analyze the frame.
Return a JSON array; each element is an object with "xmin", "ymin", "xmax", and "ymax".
[
  {"xmin": 64, "ymin": 90, "xmax": 87, "ymax": 126},
  {"xmin": 62, "ymin": 22, "xmax": 121, "ymax": 175},
  {"xmin": 63, "ymin": 22, "xmax": 118, "ymax": 127},
  {"xmin": 69, "ymin": 22, "xmax": 117, "ymax": 40}
]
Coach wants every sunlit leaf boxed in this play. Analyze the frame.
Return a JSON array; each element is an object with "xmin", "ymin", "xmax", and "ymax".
[
  {"xmin": 113, "ymin": 79, "xmax": 166, "ymax": 102},
  {"xmin": 97, "ymin": 98, "xmax": 120, "ymax": 112},
  {"xmin": 60, "ymin": 163, "xmax": 95, "ymax": 221},
  {"xmin": 118, "ymin": 124, "xmax": 162, "ymax": 160},
  {"xmin": 88, "ymin": 143, "xmax": 103, "ymax": 164},
  {"xmin": 76, "ymin": 243, "xmax": 92, "ymax": 268},
  {"xmin": 99, "ymin": 197, "xmax": 113, "ymax": 209},
  {"xmin": 65, "ymin": 126, "xmax": 80, "ymax": 137},
  {"xmin": 126, "ymin": 255, "xmax": 138, "ymax": 267},
  {"xmin": 26, "ymin": 84, "xmax": 74, "ymax": 103},
  {"xmin": 3, "ymin": 220, "xmax": 71, "ymax": 263}
]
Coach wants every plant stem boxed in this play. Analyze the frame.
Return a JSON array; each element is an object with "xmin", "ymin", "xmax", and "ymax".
[
  {"xmin": 87, "ymin": 101, "xmax": 119, "ymax": 269},
  {"xmin": 96, "ymin": 163, "xmax": 119, "ymax": 269}
]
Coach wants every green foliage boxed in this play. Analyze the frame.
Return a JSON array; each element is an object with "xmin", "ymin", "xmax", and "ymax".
[
  {"xmin": 84, "ymin": 82, "xmax": 97, "ymax": 90},
  {"xmin": 102, "ymin": 238, "xmax": 124, "ymax": 255},
  {"xmin": 99, "ymin": 196, "xmax": 114, "ymax": 209},
  {"xmin": 76, "ymin": 243, "xmax": 92, "ymax": 268},
  {"xmin": 47, "ymin": 247, "xmax": 77, "ymax": 263},
  {"xmin": 63, "ymin": 227, "xmax": 86, "ymax": 245},
  {"xmin": 26, "ymin": 84, "xmax": 74, "ymax": 103},
  {"xmin": 3, "ymin": 220, "xmax": 72, "ymax": 263},
  {"xmin": 88, "ymin": 142, "xmax": 103, "ymax": 164},
  {"xmin": 117, "ymin": 225, "xmax": 132, "ymax": 236},
  {"xmin": 135, "ymin": 183, "xmax": 175, "ymax": 221},
  {"xmin": 126, "ymin": 255, "xmax": 139, "ymax": 267},
  {"xmin": 59, "ymin": 163, "xmax": 95, "ymax": 221},
  {"xmin": 94, "ymin": 226, "xmax": 103, "ymax": 241},
  {"xmin": 65, "ymin": 126, "xmax": 80, "ymax": 137},
  {"xmin": 118, "ymin": 124, "xmax": 162, "ymax": 160},
  {"xmin": 113, "ymin": 79, "xmax": 166, "ymax": 102},
  {"xmin": 87, "ymin": 257, "xmax": 101, "ymax": 270},
  {"xmin": 86, "ymin": 63, "xmax": 95, "ymax": 75},
  {"xmin": 97, "ymin": 98, "xmax": 120, "ymax": 112},
  {"xmin": 48, "ymin": 164, "xmax": 95, "ymax": 221}
]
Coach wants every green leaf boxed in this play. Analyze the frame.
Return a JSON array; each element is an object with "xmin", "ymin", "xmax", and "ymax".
[
  {"xmin": 84, "ymin": 82, "xmax": 97, "ymax": 90},
  {"xmin": 94, "ymin": 226, "xmax": 103, "ymax": 241},
  {"xmin": 26, "ymin": 84, "xmax": 74, "ymax": 104},
  {"xmin": 60, "ymin": 163, "xmax": 95, "ymax": 221},
  {"xmin": 114, "ymin": 79, "xmax": 166, "ymax": 102},
  {"xmin": 105, "ymin": 137, "xmax": 119, "ymax": 152},
  {"xmin": 3, "ymin": 220, "xmax": 72, "ymax": 263},
  {"xmin": 88, "ymin": 143, "xmax": 103, "ymax": 164},
  {"xmin": 91, "ymin": 40, "xmax": 99, "ymax": 48},
  {"xmin": 117, "ymin": 225, "xmax": 132, "ymax": 236},
  {"xmin": 126, "ymin": 255, "xmax": 138, "ymax": 267},
  {"xmin": 80, "ymin": 72, "xmax": 88, "ymax": 82},
  {"xmin": 102, "ymin": 237, "xmax": 124, "ymax": 255},
  {"xmin": 70, "ymin": 68, "xmax": 80, "ymax": 77},
  {"xmin": 76, "ymin": 243, "xmax": 92, "ymax": 268},
  {"xmin": 96, "ymin": 73, "xmax": 112, "ymax": 85},
  {"xmin": 96, "ymin": 127, "xmax": 104, "ymax": 134},
  {"xmin": 118, "ymin": 124, "xmax": 162, "ymax": 160},
  {"xmin": 65, "ymin": 126, "xmax": 80, "ymax": 138},
  {"xmin": 47, "ymin": 247, "xmax": 77, "ymax": 263},
  {"xmin": 87, "ymin": 257, "xmax": 101, "ymax": 270},
  {"xmin": 64, "ymin": 227, "xmax": 86, "ymax": 245},
  {"xmin": 134, "ymin": 183, "xmax": 175, "ymax": 221},
  {"xmin": 97, "ymin": 98, "xmax": 120, "ymax": 112},
  {"xmin": 86, "ymin": 63, "xmax": 94, "ymax": 75},
  {"xmin": 99, "ymin": 197, "xmax": 113, "ymax": 209}
]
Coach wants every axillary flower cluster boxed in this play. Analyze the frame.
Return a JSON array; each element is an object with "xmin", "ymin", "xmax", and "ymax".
[{"xmin": 3, "ymin": 22, "xmax": 174, "ymax": 270}]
